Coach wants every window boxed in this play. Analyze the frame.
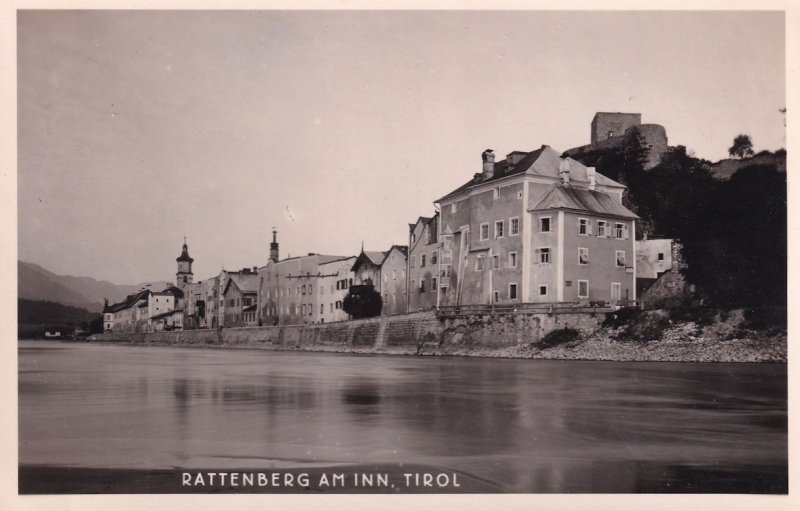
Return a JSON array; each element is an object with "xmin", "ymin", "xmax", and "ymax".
[
  {"xmin": 411, "ymin": 279, "xmax": 416, "ymax": 290},
  {"xmin": 476, "ymin": 254, "xmax": 486, "ymax": 271},
  {"xmin": 301, "ymin": 304, "xmax": 306, "ymax": 315},
  {"xmin": 579, "ymin": 218, "xmax": 589, "ymax": 235},
  {"xmin": 495, "ymin": 220, "xmax": 504, "ymax": 238},
  {"xmin": 301, "ymin": 284, "xmax": 306, "ymax": 295},
  {"xmin": 539, "ymin": 285, "xmax": 548, "ymax": 296},
  {"xmin": 420, "ymin": 279, "xmax": 426, "ymax": 292},
  {"xmin": 330, "ymin": 303, "xmax": 333, "ymax": 313},
  {"xmin": 431, "ymin": 251, "xmax": 438, "ymax": 264},
  {"xmin": 658, "ymin": 252, "xmax": 665, "ymax": 261},
  {"xmin": 608, "ymin": 130, "xmax": 614, "ymax": 137},
  {"xmin": 480, "ymin": 223, "xmax": 489, "ymax": 240},
  {"xmin": 615, "ymin": 223, "xmax": 624, "ymax": 239},
  {"xmin": 517, "ymin": 191, "xmax": 523, "ymax": 199},
  {"xmin": 411, "ymin": 233, "xmax": 417, "ymax": 243},
  {"xmin": 616, "ymin": 250, "xmax": 626, "ymax": 268},
  {"xmin": 539, "ymin": 217, "xmax": 551, "ymax": 232},
  {"xmin": 597, "ymin": 221, "xmax": 607, "ymax": 237},
  {"xmin": 493, "ymin": 187, "xmax": 500, "ymax": 199},
  {"xmin": 451, "ymin": 202, "xmax": 458, "ymax": 214},
  {"xmin": 510, "ymin": 217, "xmax": 519, "ymax": 236},
  {"xmin": 384, "ymin": 274, "xmax": 388, "ymax": 282},
  {"xmin": 463, "ymin": 228, "xmax": 471, "ymax": 245},
  {"xmin": 393, "ymin": 269, "xmax": 397, "ymax": 280},
  {"xmin": 492, "ymin": 255, "xmax": 499, "ymax": 269},
  {"xmin": 421, "ymin": 254, "xmax": 426, "ymax": 267},
  {"xmin": 410, "ymin": 255, "xmax": 416, "ymax": 268},
  {"xmin": 432, "ymin": 277, "xmax": 437, "ymax": 289},
  {"xmin": 578, "ymin": 280, "xmax": 589, "ymax": 298},
  {"xmin": 509, "ymin": 252, "xmax": 517, "ymax": 268},
  {"xmin": 538, "ymin": 247, "xmax": 551, "ymax": 264},
  {"xmin": 493, "ymin": 291, "xmax": 499, "ymax": 303},
  {"xmin": 579, "ymin": 247, "xmax": 589, "ymax": 265},
  {"xmin": 509, "ymin": 283, "xmax": 518, "ymax": 300}
]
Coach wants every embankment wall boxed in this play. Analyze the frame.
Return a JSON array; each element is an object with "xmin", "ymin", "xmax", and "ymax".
[{"xmin": 94, "ymin": 310, "xmax": 604, "ymax": 355}]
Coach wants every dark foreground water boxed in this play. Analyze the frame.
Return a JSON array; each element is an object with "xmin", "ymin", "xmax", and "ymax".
[{"xmin": 18, "ymin": 340, "xmax": 787, "ymax": 493}]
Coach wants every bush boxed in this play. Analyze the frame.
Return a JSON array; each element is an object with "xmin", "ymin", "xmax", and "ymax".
[
  {"xmin": 616, "ymin": 311, "xmax": 670, "ymax": 343},
  {"xmin": 342, "ymin": 284, "xmax": 383, "ymax": 319},
  {"xmin": 536, "ymin": 328, "xmax": 580, "ymax": 349},
  {"xmin": 667, "ymin": 306, "xmax": 718, "ymax": 327},
  {"xmin": 743, "ymin": 307, "xmax": 787, "ymax": 332},
  {"xmin": 602, "ymin": 307, "xmax": 642, "ymax": 328}
]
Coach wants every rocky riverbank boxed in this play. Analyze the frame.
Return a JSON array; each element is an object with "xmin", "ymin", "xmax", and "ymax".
[
  {"xmin": 91, "ymin": 307, "xmax": 786, "ymax": 363},
  {"xmin": 435, "ymin": 308, "xmax": 786, "ymax": 363}
]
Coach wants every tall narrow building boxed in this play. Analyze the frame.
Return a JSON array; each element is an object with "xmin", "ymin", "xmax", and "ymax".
[{"xmin": 176, "ymin": 237, "xmax": 194, "ymax": 291}]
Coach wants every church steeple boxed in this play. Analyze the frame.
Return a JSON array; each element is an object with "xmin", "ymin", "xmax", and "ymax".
[
  {"xmin": 176, "ymin": 236, "xmax": 194, "ymax": 289},
  {"xmin": 269, "ymin": 228, "xmax": 279, "ymax": 262}
]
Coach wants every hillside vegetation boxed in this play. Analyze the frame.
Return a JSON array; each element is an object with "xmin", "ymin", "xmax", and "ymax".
[{"xmin": 18, "ymin": 299, "xmax": 102, "ymax": 338}]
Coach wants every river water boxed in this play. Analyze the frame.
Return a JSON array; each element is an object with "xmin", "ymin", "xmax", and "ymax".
[{"xmin": 18, "ymin": 340, "xmax": 787, "ymax": 493}]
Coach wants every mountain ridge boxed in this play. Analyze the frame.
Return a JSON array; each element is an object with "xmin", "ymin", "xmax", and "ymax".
[{"xmin": 18, "ymin": 261, "xmax": 170, "ymax": 313}]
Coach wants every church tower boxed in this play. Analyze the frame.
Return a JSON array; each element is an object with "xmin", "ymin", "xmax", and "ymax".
[
  {"xmin": 269, "ymin": 228, "xmax": 279, "ymax": 262},
  {"xmin": 176, "ymin": 237, "xmax": 194, "ymax": 290}
]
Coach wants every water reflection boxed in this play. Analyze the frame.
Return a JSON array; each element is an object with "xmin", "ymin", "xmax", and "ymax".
[{"xmin": 19, "ymin": 341, "xmax": 787, "ymax": 492}]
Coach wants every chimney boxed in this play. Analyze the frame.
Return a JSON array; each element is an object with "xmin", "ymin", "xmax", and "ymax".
[
  {"xmin": 481, "ymin": 149, "xmax": 495, "ymax": 180},
  {"xmin": 587, "ymin": 167, "xmax": 596, "ymax": 191},
  {"xmin": 269, "ymin": 228, "xmax": 279, "ymax": 262},
  {"xmin": 559, "ymin": 157, "xmax": 571, "ymax": 187}
]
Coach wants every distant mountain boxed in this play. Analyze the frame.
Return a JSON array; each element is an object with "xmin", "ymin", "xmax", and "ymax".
[{"xmin": 18, "ymin": 261, "xmax": 170, "ymax": 313}]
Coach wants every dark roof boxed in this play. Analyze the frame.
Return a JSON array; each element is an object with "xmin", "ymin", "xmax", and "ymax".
[
  {"xmin": 104, "ymin": 289, "xmax": 151, "ymax": 313},
  {"xmin": 156, "ymin": 285, "xmax": 185, "ymax": 298},
  {"xmin": 437, "ymin": 146, "xmax": 624, "ymax": 202},
  {"xmin": 242, "ymin": 304, "xmax": 257, "ymax": 312},
  {"xmin": 530, "ymin": 184, "xmax": 639, "ymax": 219},
  {"xmin": 176, "ymin": 242, "xmax": 194, "ymax": 263},
  {"xmin": 438, "ymin": 147, "xmax": 546, "ymax": 201}
]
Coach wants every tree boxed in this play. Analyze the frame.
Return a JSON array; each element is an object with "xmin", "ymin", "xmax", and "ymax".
[
  {"xmin": 342, "ymin": 284, "xmax": 383, "ymax": 319},
  {"xmin": 728, "ymin": 134, "xmax": 754, "ymax": 159}
]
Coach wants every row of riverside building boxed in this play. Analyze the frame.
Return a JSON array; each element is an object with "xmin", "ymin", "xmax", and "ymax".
[{"xmin": 105, "ymin": 113, "xmax": 685, "ymax": 333}]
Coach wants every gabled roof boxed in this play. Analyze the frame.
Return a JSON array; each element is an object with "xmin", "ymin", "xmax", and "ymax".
[
  {"xmin": 530, "ymin": 184, "xmax": 639, "ymax": 219},
  {"xmin": 385, "ymin": 245, "xmax": 408, "ymax": 258},
  {"xmin": 223, "ymin": 273, "xmax": 258, "ymax": 296},
  {"xmin": 351, "ymin": 250, "xmax": 388, "ymax": 272},
  {"xmin": 437, "ymin": 146, "xmax": 624, "ymax": 202}
]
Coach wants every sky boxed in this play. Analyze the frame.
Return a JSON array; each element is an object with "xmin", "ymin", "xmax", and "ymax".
[{"xmin": 17, "ymin": 10, "xmax": 786, "ymax": 285}]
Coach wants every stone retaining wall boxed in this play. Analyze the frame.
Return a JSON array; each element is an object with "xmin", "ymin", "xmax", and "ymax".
[{"xmin": 93, "ymin": 309, "xmax": 604, "ymax": 355}]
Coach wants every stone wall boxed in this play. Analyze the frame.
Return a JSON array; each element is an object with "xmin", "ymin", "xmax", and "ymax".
[{"xmin": 93, "ymin": 309, "xmax": 606, "ymax": 357}]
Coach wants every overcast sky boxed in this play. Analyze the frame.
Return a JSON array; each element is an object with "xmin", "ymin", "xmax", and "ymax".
[{"xmin": 18, "ymin": 10, "xmax": 785, "ymax": 285}]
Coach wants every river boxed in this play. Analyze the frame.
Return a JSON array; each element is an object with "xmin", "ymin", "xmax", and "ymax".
[{"xmin": 18, "ymin": 340, "xmax": 787, "ymax": 493}]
